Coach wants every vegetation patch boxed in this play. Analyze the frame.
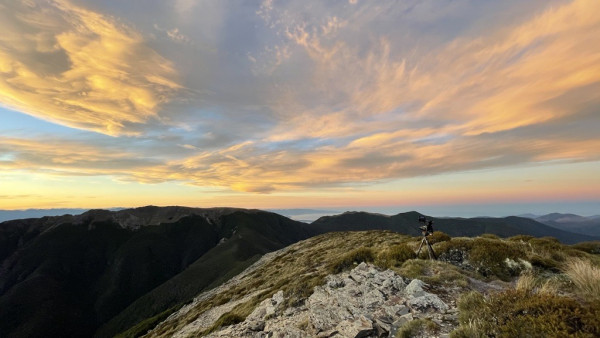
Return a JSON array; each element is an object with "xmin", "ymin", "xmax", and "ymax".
[
  {"xmin": 396, "ymin": 318, "xmax": 439, "ymax": 338},
  {"xmin": 572, "ymin": 241, "xmax": 600, "ymax": 255},
  {"xmin": 427, "ymin": 231, "xmax": 452, "ymax": 244},
  {"xmin": 200, "ymin": 312, "xmax": 245, "ymax": 335},
  {"xmin": 468, "ymin": 238, "xmax": 527, "ymax": 280},
  {"xmin": 479, "ymin": 233, "xmax": 501, "ymax": 240},
  {"xmin": 508, "ymin": 234, "xmax": 535, "ymax": 242},
  {"xmin": 330, "ymin": 247, "xmax": 375, "ymax": 273},
  {"xmin": 564, "ymin": 258, "xmax": 600, "ymax": 301},
  {"xmin": 376, "ymin": 244, "xmax": 415, "ymax": 268},
  {"xmin": 115, "ymin": 306, "xmax": 178, "ymax": 338},
  {"xmin": 395, "ymin": 259, "xmax": 469, "ymax": 288},
  {"xmin": 452, "ymin": 289, "xmax": 600, "ymax": 337}
]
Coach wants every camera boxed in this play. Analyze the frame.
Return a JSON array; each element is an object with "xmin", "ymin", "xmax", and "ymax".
[
  {"xmin": 418, "ymin": 216, "xmax": 433, "ymax": 236},
  {"xmin": 415, "ymin": 215, "xmax": 437, "ymax": 259}
]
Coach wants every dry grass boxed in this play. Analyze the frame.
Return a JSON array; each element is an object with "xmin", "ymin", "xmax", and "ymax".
[
  {"xmin": 538, "ymin": 278, "xmax": 561, "ymax": 295},
  {"xmin": 515, "ymin": 271, "xmax": 537, "ymax": 292},
  {"xmin": 563, "ymin": 258, "xmax": 600, "ymax": 301}
]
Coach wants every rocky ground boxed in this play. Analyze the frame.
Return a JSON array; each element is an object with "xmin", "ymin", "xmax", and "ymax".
[
  {"xmin": 144, "ymin": 231, "xmax": 599, "ymax": 338},
  {"xmin": 172, "ymin": 263, "xmax": 460, "ymax": 338}
]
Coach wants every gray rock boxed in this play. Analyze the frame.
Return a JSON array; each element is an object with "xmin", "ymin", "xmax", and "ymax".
[
  {"xmin": 404, "ymin": 279, "xmax": 427, "ymax": 297},
  {"xmin": 248, "ymin": 320, "xmax": 265, "ymax": 331},
  {"xmin": 393, "ymin": 313, "xmax": 413, "ymax": 327},
  {"xmin": 327, "ymin": 276, "xmax": 346, "ymax": 289},
  {"xmin": 407, "ymin": 294, "xmax": 449, "ymax": 313},
  {"xmin": 198, "ymin": 263, "xmax": 457, "ymax": 338},
  {"xmin": 335, "ymin": 315, "xmax": 374, "ymax": 338}
]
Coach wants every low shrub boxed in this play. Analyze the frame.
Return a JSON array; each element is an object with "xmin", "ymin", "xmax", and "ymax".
[
  {"xmin": 529, "ymin": 237, "xmax": 562, "ymax": 251},
  {"xmin": 453, "ymin": 289, "xmax": 600, "ymax": 337},
  {"xmin": 376, "ymin": 244, "xmax": 415, "ymax": 268},
  {"xmin": 527, "ymin": 238, "xmax": 569, "ymax": 265},
  {"xmin": 480, "ymin": 233, "xmax": 501, "ymax": 240},
  {"xmin": 396, "ymin": 318, "xmax": 439, "ymax": 338},
  {"xmin": 435, "ymin": 238, "xmax": 474, "ymax": 265},
  {"xmin": 428, "ymin": 231, "xmax": 451, "ymax": 244},
  {"xmin": 469, "ymin": 238, "xmax": 527, "ymax": 280},
  {"xmin": 572, "ymin": 241, "xmax": 600, "ymax": 255},
  {"xmin": 396, "ymin": 259, "xmax": 469, "ymax": 287},
  {"xmin": 329, "ymin": 247, "xmax": 375, "ymax": 273},
  {"xmin": 528, "ymin": 254, "xmax": 561, "ymax": 272},
  {"xmin": 508, "ymin": 234, "xmax": 535, "ymax": 242}
]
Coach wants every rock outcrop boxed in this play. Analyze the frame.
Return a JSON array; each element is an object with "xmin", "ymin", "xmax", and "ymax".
[{"xmin": 201, "ymin": 263, "xmax": 456, "ymax": 337}]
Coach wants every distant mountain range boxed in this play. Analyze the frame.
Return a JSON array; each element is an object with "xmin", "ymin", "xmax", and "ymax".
[
  {"xmin": 519, "ymin": 213, "xmax": 600, "ymax": 237},
  {"xmin": 0, "ymin": 208, "xmax": 125, "ymax": 223},
  {"xmin": 1, "ymin": 206, "xmax": 598, "ymax": 337},
  {"xmin": 308, "ymin": 211, "xmax": 598, "ymax": 244}
]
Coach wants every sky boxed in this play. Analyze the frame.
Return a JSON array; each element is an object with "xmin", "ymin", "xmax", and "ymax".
[{"xmin": 0, "ymin": 0, "xmax": 599, "ymax": 216}]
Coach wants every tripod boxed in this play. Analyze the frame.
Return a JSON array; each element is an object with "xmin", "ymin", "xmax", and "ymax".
[{"xmin": 416, "ymin": 231, "xmax": 437, "ymax": 260}]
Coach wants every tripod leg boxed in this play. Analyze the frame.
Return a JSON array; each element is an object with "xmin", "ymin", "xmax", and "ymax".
[
  {"xmin": 416, "ymin": 237, "xmax": 425, "ymax": 258},
  {"xmin": 424, "ymin": 237, "xmax": 437, "ymax": 260}
]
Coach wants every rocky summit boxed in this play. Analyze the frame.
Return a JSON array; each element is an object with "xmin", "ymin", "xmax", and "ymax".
[{"xmin": 162, "ymin": 263, "xmax": 456, "ymax": 338}]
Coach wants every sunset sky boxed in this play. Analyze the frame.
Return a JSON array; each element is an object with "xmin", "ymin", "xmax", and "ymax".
[{"xmin": 1, "ymin": 0, "xmax": 599, "ymax": 216}]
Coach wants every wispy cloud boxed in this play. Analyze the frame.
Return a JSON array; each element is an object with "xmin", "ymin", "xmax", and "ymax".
[{"xmin": 0, "ymin": 0, "xmax": 599, "ymax": 199}]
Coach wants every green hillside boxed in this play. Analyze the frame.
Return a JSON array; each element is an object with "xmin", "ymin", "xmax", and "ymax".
[{"xmin": 0, "ymin": 208, "xmax": 311, "ymax": 338}]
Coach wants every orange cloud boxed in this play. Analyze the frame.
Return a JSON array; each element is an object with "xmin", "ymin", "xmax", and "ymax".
[{"xmin": 0, "ymin": 0, "xmax": 180, "ymax": 136}]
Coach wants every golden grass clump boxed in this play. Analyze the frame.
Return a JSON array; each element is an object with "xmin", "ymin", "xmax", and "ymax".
[
  {"xmin": 563, "ymin": 258, "xmax": 600, "ymax": 301},
  {"xmin": 515, "ymin": 271, "xmax": 537, "ymax": 292}
]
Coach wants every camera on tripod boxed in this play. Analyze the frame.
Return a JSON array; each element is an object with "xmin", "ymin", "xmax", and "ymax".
[
  {"xmin": 416, "ymin": 216, "xmax": 436, "ymax": 260},
  {"xmin": 418, "ymin": 215, "xmax": 434, "ymax": 236}
]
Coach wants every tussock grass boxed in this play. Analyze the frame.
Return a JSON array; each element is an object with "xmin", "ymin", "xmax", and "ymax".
[
  {"xmin": 396, "ymin": 318, "xmax": 439, "ymax": 338},
  {"xmin": 538, "ymin": 278, "xmax": 561, "ymax": 295},
  {"xmin": 452, "ymin": 289, "xmax": 600, "ymax": 337},
  {"xmin": 375, "ymin": 244, "xmax": 415, "ymax": 268},
  {"xmin": 563, "ymin": 258, "xmax": 600, "ymax": 301},
  {"xmin": 329, "ymin": 247, "xmax": 375, "ymax": 273},
  {"xmin": 515, "ymin": 271, "xmax": 537, "ymax": 292}
]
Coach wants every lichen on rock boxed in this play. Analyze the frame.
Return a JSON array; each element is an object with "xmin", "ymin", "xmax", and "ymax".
[{"xmin": 204, "ymin": 262, "xmax": 454, "ymax": 337}]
